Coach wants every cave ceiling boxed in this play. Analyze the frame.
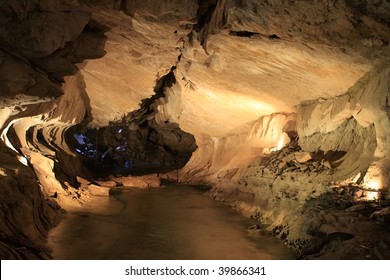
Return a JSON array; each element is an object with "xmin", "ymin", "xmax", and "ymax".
[{"xmin": 0, "ymin": 0, "xmax": 389, "ymax": 184}]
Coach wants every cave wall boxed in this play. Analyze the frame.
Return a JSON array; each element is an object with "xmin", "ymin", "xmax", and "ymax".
[
  {"xmin": 0, "ymin": 0, "xmax": 390, "ymax": 259},
  {"xmin": 208, "ymin": 61, "xmax": 389, "ymax": 249},
  {"xmin": 180, "ymin": 112, "xmax": 296, "ymax": 183},
  {"xmin": 0, "ymin": 0, "xmax": 107, "ymax": 258},
  {"xmin": 298, "ymin": 61, "xmax": 390, "ymax": 192}
]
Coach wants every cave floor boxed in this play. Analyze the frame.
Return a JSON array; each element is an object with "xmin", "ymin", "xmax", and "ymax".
[{"xmin": 47, "ymin": 185, "xmax": 295, "ymax": 260}]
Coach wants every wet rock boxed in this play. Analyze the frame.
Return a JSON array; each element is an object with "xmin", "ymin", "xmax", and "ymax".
[{"xmin": 385, "ymin": 234, "xmax": 390, "ymax": 247}]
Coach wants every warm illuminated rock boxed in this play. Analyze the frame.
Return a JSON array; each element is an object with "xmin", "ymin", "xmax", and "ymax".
[
  {"xmin": 111, "ymin": 174, "xmax": 161, "ymax": 188},
  {"xmin": 88, "ymin": 184, "xmax": 111, "ymax": 196},
  {"xmin": 1, "ymin": 0, "xmax": 390, "ymax": 259}
]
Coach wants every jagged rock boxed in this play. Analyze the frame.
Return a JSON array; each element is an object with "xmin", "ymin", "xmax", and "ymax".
[
  {"xmin": 1, "ymin": 0, "xmax": 390, "ymax": 260},
  {"xmin": 294, "ymin": 152, "xmax": 312, "ymax": 163},
  {"xmin": 76, "ymin": 176, "xmax": 91, "ymax": 185},
  {"xmin": 300, "ymin": 165, "xmax": 309, "ymax": 172},
  {"xmin": 321, "ymin": 160, "xmax": 332, "ymax": 169},
  {"xmin": 281, "ymin": 154, "xmax": 296, "ymax": 164}
]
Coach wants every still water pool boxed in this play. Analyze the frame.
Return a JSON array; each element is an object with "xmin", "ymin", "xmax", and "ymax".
[{"xmin": 48, "ymin": 185, "xmax": 295, "ymax": 260}]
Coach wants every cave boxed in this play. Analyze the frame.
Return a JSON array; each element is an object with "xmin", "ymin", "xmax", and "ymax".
[{"xmin": 0, "ymin": 0, "xmax": 390, "ymax": 260}]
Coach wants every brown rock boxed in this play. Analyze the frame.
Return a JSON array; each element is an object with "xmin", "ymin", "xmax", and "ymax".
[
  {"xmin": 321, "ymin": 160, "xmax": 332, "ymax": 169},
  {"xmin": 354, "ymin": 189, "xmax": 364, "ymax": 198},
  {"xmin": 346, "ymin": 204, "xmax": 365, "ymax": 212},
  {"xmin": 88, "ymin": 185, "xmax": 110, "ymax": 196},
  {"xmin": 76, "ymin": 176, "xmax": 90, "ymax": 185},
  {"xmin": 112, "ymin": 174, "xmax": 161, "ymax": 188},
  {"xmin": 370, "ymin": 207, "xmax": 390, "ymax": 218},
  {"xmin": 281, "ymin": 154, "xmax": 295, "ymax": 163},
  {"xmin": 95, "ymin": 180, "xmax": 117, "ymax": 188},
  {"xmin": 278, "ymin": 161, "xmax": 287, "ymax": 169},
  {"xmin": 300, "ymin": 165, "xmax": 309, "ymax": 172},
  {"xmin": 294, "ymin": 152, "xmax": 312, "ymax": 163},
  {"xmin": 312, "ymin": 162, "xmax": 321, "ymax": 170}
]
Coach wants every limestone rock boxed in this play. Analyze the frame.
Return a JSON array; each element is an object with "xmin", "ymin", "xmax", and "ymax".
[
  {"xmin": 1, "ymin": 0, "xmax": 390, "ymax": 260},
  {"xmin": 294, "ymin": 152, "xmax": 312, "ymax": 163},
  {"xmin": 95, "ymin": 180, "xmax": 117, "ymax": 188},
  {"xmin": 88, "ymin": 184, "xmax": 110, "ymax": 197},
  {"xmin": 77, "ymin": 176, "xmax": 91, "ymax": 185},
  {"xmin": 112, "ymin": 175, "xmax": 161, "ymax": 188}
]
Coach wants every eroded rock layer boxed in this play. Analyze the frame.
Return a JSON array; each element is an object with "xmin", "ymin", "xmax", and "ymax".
[{"xmin": 1, "ymin": 0, "xmax": 390, "ymax": 259}]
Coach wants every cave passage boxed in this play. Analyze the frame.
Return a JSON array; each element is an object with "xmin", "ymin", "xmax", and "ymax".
[
  {"xmin": 47, "ymin": 185, "xmax": 295, "ymax": 260},
  {"xmin": 66, "ymin": 120, "xmax": 197, "ymax": 177}
]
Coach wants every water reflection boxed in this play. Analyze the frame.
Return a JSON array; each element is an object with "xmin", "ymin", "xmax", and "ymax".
[{"xmin": 48, "ymin": 185, "xmax": 295, "ymax": 260}]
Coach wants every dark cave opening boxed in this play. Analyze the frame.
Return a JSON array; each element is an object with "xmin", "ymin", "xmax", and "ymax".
[{"xmin": 65, "ymin": 120, "xmax": 197, "ymax": 178}]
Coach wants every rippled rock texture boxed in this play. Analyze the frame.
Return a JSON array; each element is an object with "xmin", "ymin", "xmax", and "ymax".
[{"xmin": 0, "ymin": 0, "xmax": 390, "ymax": 259}]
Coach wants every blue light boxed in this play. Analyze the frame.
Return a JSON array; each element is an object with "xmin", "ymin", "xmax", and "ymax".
[{"xmin": 74, "ymin": 134, "xmax": 86, "ymax": 145}]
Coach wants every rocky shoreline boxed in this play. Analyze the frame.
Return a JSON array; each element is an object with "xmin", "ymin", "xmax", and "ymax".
[{"xmin": 207, "ymin": 139, "xmax": 390, "ymax": 259}]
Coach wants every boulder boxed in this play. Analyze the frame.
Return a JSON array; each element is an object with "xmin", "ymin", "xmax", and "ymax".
[{"xmin": 294, "ymin": 152, "xmax": 312, "ymax": 163}]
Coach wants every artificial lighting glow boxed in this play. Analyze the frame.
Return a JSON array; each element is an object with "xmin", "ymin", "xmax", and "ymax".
[
  {"xmin": 276, "ymin": 138, "xmax": 284, "ymax": 151},
  {"xmin": 364, "ymin": 190, "xmax": 379, "ymax": 201},
  {"xmin": 0, "ymin": 119, "xmax": 28, "ymax": 166},
  {"xmin": 366, "ymin": 180, "xmax": 379, "ymax": 190},
  {"xmin": 198, "ymin": 86, "xmax": 275, "ymax": 117},
  {"xmin": 270, "ymin": 133, "xmax": 290, "ymax": 152},
  {"xmin": 17, "ymin": 156, "xmax": 28, "ymax": 167},
  {"xmin": 363, "ymin": 179, "xmax": 381, "ymax": 201},
  {"xmin": 1, "ymin": 119, "xmax": 20, "ymax": 153}
]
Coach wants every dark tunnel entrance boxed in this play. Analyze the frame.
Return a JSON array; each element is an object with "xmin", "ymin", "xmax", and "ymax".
[{"xmin": 66, "ymin": 120, "xmax": 197, "ymax": 177}]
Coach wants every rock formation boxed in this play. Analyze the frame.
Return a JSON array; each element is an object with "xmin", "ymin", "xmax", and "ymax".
[{"xmin": 0, "ymin": 0, "xmax": 389, "ymax": 259}]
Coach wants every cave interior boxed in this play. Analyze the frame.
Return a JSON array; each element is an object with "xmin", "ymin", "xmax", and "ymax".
[{"xmin": 0, "ymin": 0, "xmax": 390, "ymax": 260}]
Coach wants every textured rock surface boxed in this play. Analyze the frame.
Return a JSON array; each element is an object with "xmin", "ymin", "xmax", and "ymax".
[
  {"xmin": 110, "ymin": 174, "xmax": 161, "ymax": 188},
  {"xmin": 0, "ymin": 144, "xmax": 63, "ymax": 259},
  {"xmin": 0, "ymin": 0, "xmax": 105, "ymax": 258},
  {"xmin": 1, "ymin": 0, "xmax": 390, "ymax": 259}
]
